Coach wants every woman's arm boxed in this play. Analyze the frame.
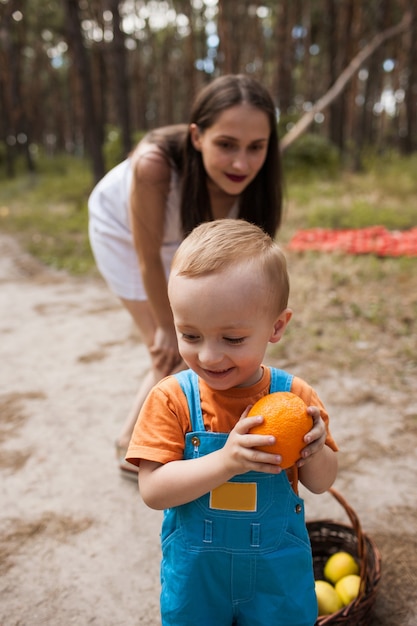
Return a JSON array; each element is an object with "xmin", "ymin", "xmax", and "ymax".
[
  {"xmin": 129, "ymin": 147, "xmax": 180, "ymax": 371},
  {"xmin": 130, "ymin": 147, "xmax": 173, "ymax": 327}
]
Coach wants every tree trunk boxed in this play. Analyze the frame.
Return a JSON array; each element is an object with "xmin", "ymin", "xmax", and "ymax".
[
  {"xmin": 0, "ymin": 0, "xmax": 35, "ymax": 175},
  {"xmin": 0, "ymin": 9, "xmax": 15, "ymax": 177},
  {"xmin": 274, "ymin": 0, "xmax": 292, "ymax": 114},
  {"xmin": 280, "ymin": 11, "xmax": 412, "ymax": 152},
  {"xmin": 62, "ymin": 0, "xmax": 105, "ymax": 182},
  {"xmin": 403, "ymin": 1, "xmax": 417, "ymax": 153},
  {"xmin": 109, "ymin": 0, "xmax": 132, "ymax": 158},
  {"xmin": 217, "ymin": 0, "xmax": 242, "ymax": 74}
]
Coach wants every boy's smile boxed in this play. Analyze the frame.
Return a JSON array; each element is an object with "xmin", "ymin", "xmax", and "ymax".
[{"xmin": 169, "ymin": 263, "xmax": 291, "ymax": 390}]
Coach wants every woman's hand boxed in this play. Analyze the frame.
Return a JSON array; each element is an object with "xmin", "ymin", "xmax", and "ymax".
[{"xmin": 150, "ymin": 326, "xmax": 182, "ymax": 375}]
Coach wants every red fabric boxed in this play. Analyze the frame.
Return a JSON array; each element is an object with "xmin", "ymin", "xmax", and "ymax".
[{"xmin": 287, "ymin": 226, "xmax": 417, "ymax": 257}]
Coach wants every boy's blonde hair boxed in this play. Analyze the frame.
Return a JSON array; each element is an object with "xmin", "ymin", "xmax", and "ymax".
[{"xmin": 171, "ymin": 219, "xmax": 289, "ymax": 313}]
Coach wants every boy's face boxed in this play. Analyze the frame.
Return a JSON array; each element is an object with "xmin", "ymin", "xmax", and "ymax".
[{"xmin": 168, "ymin": 264, "xmax": 291, "ymax": 390}]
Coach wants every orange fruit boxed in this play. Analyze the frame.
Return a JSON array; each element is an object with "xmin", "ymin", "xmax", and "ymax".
[{"xmin": 248, "ymin": 392, "xmax": 312, "ymax": 468}]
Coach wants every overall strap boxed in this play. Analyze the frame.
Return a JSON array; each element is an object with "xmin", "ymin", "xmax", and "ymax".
[
  {"xmin": 269, "ymin": 367, "xmax": 293, "ymax": 393},
  {"xmin": 174, "ymin": 367, "xmax": 293, "ymax": 430},
  {"xmin": 174, "ymin": 370, "xmax": 205, "ymax": 431}
]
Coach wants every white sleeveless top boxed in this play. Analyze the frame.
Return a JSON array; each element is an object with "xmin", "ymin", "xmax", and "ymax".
[
  {"xmin": 88, "ymin": 158, "xmax": 238, "ymax": 300},
  {"xmin": 88, "ymin": 157, "xmax": 182, "ymax": 246}
]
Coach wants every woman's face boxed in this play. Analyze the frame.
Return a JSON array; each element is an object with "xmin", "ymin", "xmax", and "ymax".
[{"xmin": 190, "ymin": 103, "xmax": 270, "ymax": 197}]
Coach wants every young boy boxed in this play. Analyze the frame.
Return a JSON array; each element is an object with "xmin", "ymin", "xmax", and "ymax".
[{"xmin": 127, "ymin": 219, "xmax": 338, "ymax": 626}]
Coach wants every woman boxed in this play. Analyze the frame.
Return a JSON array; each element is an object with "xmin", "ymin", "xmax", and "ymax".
[{"xmin": 88, "ymin": 74, "xmax": 283, "ymax": 476}]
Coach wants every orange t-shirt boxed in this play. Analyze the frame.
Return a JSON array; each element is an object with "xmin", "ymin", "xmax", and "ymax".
[{"xmin": 127, "ymin": 366, "xmax": 338, "ymax": 481}]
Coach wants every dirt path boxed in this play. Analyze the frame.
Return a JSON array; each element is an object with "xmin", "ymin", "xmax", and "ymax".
[{"xmin": 0, "ymin": 234, "xmax": 416, "ymax": 625}]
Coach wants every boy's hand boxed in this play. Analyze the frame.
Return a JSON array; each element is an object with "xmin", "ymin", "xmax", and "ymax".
[
  {"xmin": 219, "ymin": 406, "xmax": 283, "ymax": 476},
  {"xmin": 297, "ymin": 406, "xmax": 327, "ymax": 468}
]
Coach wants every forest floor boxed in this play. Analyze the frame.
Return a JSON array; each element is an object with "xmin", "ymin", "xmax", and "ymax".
[{"xmin": 0, "ymin": 232, "xmax": 416, "ymax": 626}]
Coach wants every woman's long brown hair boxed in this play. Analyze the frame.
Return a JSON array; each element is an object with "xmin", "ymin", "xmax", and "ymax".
[{"xmin": 144, "ymin": 75, "xmax": 283, "ymax": 239}]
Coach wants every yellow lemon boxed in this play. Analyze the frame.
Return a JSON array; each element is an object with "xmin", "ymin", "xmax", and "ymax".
[
  {"xmin": 315, "ymin": 580, "xmax": 343, "ymax": 615},
  {"xmin": 335, "ymin": 574, "xmax": 361, "ymax": 606},
  {"xmin": 324, "ymin": 551, "xmax": 359, "ymax": 584}
]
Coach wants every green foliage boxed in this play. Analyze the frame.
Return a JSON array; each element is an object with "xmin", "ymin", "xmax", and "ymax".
[
  {"xmin": 0, "ymin": 154, "xmax": 95, "ymax": 275},
  {"xmin": 0, "ymin": 151, "xmax": 416, "ymax": 276},
  {"xmin": 103, "ymin": 127, "xmax": 146, "ymax": 170},
  {"xmin": 283, "ymin": 133, "xmax": 341, "ymax": 177},
  {"xmin": 103, "ymin": 128, "xmax": 125, "ymax": 170},
  {"xmin": 307, "ymin": 200, "xmax": 415, "ymax": 231},
  {"xmin": 284, "ymin": 152, "xmax": 417, "ymax": 234}
]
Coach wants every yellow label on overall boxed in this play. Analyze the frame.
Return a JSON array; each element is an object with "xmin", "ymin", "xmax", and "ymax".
[{"xmin": 209, "ymin": 482, "xmax": 257, "ymax": 512}]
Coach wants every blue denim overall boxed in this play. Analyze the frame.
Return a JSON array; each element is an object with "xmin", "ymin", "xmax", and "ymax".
[{"xmin": 160, "ymin": 368, "xmax": 318, "ymax": 626}]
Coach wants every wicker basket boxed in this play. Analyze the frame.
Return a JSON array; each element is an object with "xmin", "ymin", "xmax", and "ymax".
[{"xmin": 307, "ymin": 488, "xmax": 382, "ymax": 626}]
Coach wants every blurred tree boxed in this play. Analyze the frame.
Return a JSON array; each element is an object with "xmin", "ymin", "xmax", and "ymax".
[
  {"xmin": 279, "ymin": 8, "xmax": 412, "ymax": 152},
  {"xmin": 273, "ymin": 0, "xmax": 292, "ymax": 114},
  {"xmin": 402, "ymin": 0, "xmax": 417, "ymax": 153},
  {"xmin": 326, "ymin": 0, "xmax": 356, "ymax": 152},
  {"xmin": 62, "ymin": 0, "xmax": 105, "ymax": 181},
  {"xmin": 0, "ymin": 0, "xmax": 35, "ymax": 176},
  {"xmin": 107, "ymin": 0, "xmax": 132, "ymax": 157},
  {"xmin": 0, "ymin": 0, "xmax": 415, "ymax": 180}
]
